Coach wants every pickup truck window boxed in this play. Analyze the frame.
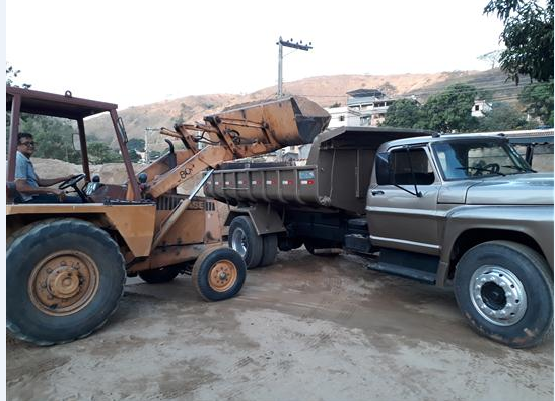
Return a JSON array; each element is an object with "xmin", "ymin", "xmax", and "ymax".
[
  {"xmin": 390, "ymin": 148, "xmax": 435, "ymax": 185},
  {"xmin": 432, "ymin": 140, "xmax": 532, "ymax": 180}
]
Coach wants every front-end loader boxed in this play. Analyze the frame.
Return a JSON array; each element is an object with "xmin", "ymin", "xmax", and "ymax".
[{"xmin": 6, "ymin": 86, "xmax": 330, "ymax": 345}]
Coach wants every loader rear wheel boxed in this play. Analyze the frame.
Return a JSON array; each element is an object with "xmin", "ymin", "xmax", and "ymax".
[
  {"xmin": 139, "ymin": 267, "xmax": 179, "ymax": 284},
  {"xmin": 259, "ymin": 234, "xmax": 278, "ymax": 267},
  {"xmin": 6, "ymin": 219, "xmax": 126, "ymax": 346},
  {"xmin": 228, "ymin": 216, "xmax": 263, "ymax": 269},
  {"xmin": 192, "ymin": 247, "xmax": 246, "ymax": 302}
]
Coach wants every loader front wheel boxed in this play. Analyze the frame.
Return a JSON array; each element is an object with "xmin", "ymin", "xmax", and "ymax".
[
  {"xmin": 6, "ymin": 219, "xmax": 126, "ymax": 346},
  {"xmin": 192, "ymin": 247, "xmax": 246, "ymax": 302}
]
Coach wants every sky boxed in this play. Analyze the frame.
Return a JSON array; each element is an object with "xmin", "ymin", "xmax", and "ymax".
[{"xmin": 6, "ymin": 0, "xmax": 505, "ymax": 109}]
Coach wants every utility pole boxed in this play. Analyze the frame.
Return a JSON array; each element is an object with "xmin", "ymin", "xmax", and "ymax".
[{"xmin": 276, "ymin": 37, "xmax": 313, "ymax": 97}]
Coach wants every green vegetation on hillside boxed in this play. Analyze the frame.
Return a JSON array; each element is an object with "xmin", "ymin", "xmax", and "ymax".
[{"xmin": 382, "ymin": 83, "xmax": 537, "ymax": 132}]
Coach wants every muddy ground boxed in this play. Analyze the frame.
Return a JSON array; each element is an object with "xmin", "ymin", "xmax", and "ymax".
[{"xmin": 7, "ymin": 249, "xmax": 554, "ymax": 401}]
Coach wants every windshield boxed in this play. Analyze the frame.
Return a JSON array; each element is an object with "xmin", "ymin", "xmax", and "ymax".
[{"xmin": 432, "ymin": 139, "xmax": 533, "ymax": 180}]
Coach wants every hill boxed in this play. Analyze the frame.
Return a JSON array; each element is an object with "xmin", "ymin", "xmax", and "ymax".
[{"xmin": 84, "ymin": 69, "xmax": 523, "ymax": 149}]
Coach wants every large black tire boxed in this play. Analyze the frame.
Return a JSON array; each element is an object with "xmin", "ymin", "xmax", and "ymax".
[
  {"xmin": 259, "ymin": 234, "xmax": 278, "ymax": 267},
  {"xmin": 454, "ymin": 240, "xmax": 553, "ymax": 348},
  {"xmin": 304, "ymin": 238, "xmax": 342, "ymax": 257},
  {"xmin": 192, "ymin": 247, "xmax": 247, "ymax": 302},
  {"xmin": 139, "ymin": 267, "xmax": 179, "ymax": 284},
  {"xmin": 228, "ymin": 216, "xmax": 263, "ymax": 269},
  {"xmin": 7, "ymin": 218, "xmax": 126, "ymax": 346}
]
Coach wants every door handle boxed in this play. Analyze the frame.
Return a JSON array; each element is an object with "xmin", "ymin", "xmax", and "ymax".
[{"xmin": 371, "ymin": 190, "xmax": 385, "ymax": 196}]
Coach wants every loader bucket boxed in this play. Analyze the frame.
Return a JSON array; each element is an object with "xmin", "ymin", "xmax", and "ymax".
[{"xmin": 206, "ymin": 96, "xmax": 330, "ymax": 148}]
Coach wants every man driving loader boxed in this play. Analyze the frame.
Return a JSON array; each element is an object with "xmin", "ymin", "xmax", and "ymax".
[{"xmin": 13, "ymin": 132, "xmax": 82, "ymax": 203}]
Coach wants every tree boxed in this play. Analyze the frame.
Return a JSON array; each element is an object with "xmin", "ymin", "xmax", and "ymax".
[
  {"xmin": 128, "ymin": 149, "xmax": 141, "ymax": 163},
  {"xmin": 87, "ymin": 142, "xmax": 122, "ymax": 164},
  {"xmin": 381, "ymin": 99, "xmax": 422, "ymax": 128},
  {"xmin": 477, "ymin": 103, "xmax": 530, "ymax": 131},
  {"xmin": 127, "ymin": 138, "xmax": 145, "ymax": 152},
  {"xmin": 518, "ymin": 82, "xmax": 554, "ymax": 126},
  {"xmin": 6, "ymin": 64, "xmax": 31, "ymax": 88},
  {"xmin": 148, "ymin": 150, "xmax": 162, "ymax": 160},
  {"xmin": 419, "ymin": 84, "xmax": 479, "ymax": 133},
  {"xmin": 382, "ymin": 85, "xmax": 480, "ymax": 133},
  {"xmin": 484, "ymin": 0, "xmax": 554, "ymax": 84}
]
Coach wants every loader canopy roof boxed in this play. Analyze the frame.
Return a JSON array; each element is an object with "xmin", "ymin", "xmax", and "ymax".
[{"xmin": 6, "ymin": 86, "xmax": 118, "ymax": 120}]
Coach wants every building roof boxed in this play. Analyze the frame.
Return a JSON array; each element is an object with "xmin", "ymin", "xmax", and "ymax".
[{"xmin": 346, "ymin": 88, "xmax": 385, "ymax": 98}]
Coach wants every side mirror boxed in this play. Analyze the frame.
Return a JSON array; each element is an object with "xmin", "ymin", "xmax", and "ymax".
[
  {"xmin": 72, "ymin": 133, "xmax": 81, "ymax": 151},
  {"xmin": 375, "ymin": 152, "xmax": 391, "ymax": 185}
]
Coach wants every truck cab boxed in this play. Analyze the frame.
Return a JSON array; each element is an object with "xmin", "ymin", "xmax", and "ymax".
[{"xmin": 366, "ymin": 133, "xmax": 553, "ymax": 348}]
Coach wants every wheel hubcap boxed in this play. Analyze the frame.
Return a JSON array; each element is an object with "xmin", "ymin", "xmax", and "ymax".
[
  {"xmin": 28, "ymin": 251, "xmax": 99, "ymax": 316},
  {"xmin": 231, "ymin": 228, "xmax": 248, "ymax": 257},
  {"xmin": 469, "ymin": 265, "xmax": 527, "ymax": 326},
  {"xmin": 208, "ymin": 260, "xmax": 237, "ymax": 292}
]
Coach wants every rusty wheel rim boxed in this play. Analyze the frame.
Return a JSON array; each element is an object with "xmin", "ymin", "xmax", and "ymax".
[
  {"xmin": 28, "ymin": 250, "xmax": 99, "ymax": 316},
  {"xmin": 208, "ymin": 260, "xmax": 237, "ymax": 292}
]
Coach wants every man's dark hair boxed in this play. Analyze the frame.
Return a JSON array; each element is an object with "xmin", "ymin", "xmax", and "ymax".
[{"xmin": 18, "ymin": 132, "xmax": 33, "ymax": 144}]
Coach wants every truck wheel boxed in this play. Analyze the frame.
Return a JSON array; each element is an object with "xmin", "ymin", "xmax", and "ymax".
[
  {"xmin": 304, "ymin": 239, "xmax": 342, "ymax": 257},
  {"xmin": 259, "ymin": 234, "xmax": 278, "ymax": 267},
  {"xmin": 454, "ymin": 240, "xmax": 553, "ymax": 348},
  {"xmin": 192, "ymin": 247, "xmax": 247, "ymax": 301},
  {"xmin": 228, "ymin": 216, "xmax": 263, "ymax": 269},
  {"xmin": 6, "ymin": 218, "xmax": 126, "ymax": 345},
  {"xmin": 139, "ymin": 267, "xmax": 179, "ymax": 284}
]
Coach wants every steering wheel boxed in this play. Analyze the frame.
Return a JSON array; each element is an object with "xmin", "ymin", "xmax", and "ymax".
[
  {"xmin": 483, "ymin": 163, "xmax": 500, "ymax": 174},
  {"xmin": 59, "ymin": 173, "xmax": 86, "ymax": 190},
  {"xmin": 59, "ymin": 174, "xmax": 88, "ymax": 202}
]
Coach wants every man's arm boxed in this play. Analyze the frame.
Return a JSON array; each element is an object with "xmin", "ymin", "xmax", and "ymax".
[
  {"xmin": 37, "ymin": 175, "xmax": 74, "ymax": 187},
  {"xmin": 15, "ymin": 179, "xmax": 65, "ymax": 197}
]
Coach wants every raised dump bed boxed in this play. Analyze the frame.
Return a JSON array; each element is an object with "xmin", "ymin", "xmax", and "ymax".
[{"xmin": 205, "ymin": 126, "xmax": 431, "ymax": 215}]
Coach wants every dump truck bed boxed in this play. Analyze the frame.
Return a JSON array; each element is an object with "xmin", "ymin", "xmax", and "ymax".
[
  {"xmin": 205, "ymin": 126, "xmax": 432, "ymax": 215},
  {"xmin": 205, "ymin": 163, "xmax": 321, "ymax": 207}
]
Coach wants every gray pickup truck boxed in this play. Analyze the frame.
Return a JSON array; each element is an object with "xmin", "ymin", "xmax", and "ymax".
[{"xmin": 205, "ymin": 127, "xmax": 554, "ymax": 348}]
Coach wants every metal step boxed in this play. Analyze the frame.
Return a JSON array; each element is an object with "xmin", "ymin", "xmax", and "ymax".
[
  {"xmin": 367, "ymin": 262, "xmax": 436, "ymax": 284},
  {"xmin": 367, "ymin": 248, "xmax": 438, "ymax": 284}
]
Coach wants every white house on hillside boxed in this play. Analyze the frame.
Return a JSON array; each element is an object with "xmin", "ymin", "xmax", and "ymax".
[
  {"xmin": 326, "ymin": 106, "xmax": 357, "ymax": 128},
  {"xmin": 471, "ymin": 100, "xmax": 493, "ymax": 117},
  {"xmin": 325, "ymin": 88, "xmax": 398, "ymax": 128}
]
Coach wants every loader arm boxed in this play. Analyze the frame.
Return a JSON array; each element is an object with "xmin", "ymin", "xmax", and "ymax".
[{"xmin": 144, "ymin": 96, "xmax": 330, "ymax": 199}]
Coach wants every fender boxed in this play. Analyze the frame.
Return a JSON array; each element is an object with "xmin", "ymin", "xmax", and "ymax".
[
  {"xmin": 224, "ymin": 203, "xmax": 286, "ymax": 236},
  {"xmin": 436, "ymin": 205, "xmax": 554, "ymax": 285}
]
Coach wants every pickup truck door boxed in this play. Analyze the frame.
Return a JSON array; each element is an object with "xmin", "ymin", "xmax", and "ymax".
[{"xmin": 366, "ymin": 145, "xmax": 441, "ymax": 256}]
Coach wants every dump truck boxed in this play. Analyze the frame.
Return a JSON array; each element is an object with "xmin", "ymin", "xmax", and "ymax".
[
  {"xmin": 206, "ymin": 126, "xmax": 554, "ymax": 348},
  {"xmin": 6, "ymin": 86, "xmax": 330, "ymax": 345}
]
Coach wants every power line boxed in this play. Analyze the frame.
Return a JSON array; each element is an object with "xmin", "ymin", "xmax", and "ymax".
[{"xmin": 276, "ymin": 37, "xmax": 313, "ymax": 97}]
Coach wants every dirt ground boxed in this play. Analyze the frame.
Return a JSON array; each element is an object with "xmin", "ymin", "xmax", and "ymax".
[{"xmin": 6, "ymin": 249, "xmax": 554, "ymax": 401}]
